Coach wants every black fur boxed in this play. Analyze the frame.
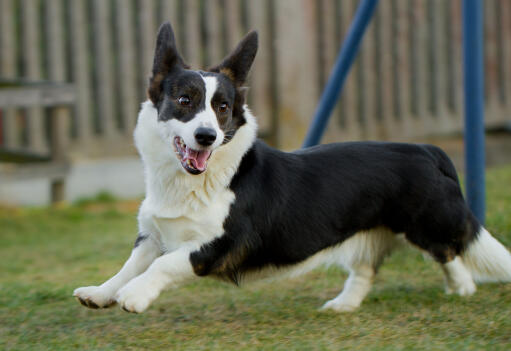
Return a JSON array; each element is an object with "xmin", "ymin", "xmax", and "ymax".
[{"xmin": 190, "ymin": 140, "xmax": 480, "ymax": 283}]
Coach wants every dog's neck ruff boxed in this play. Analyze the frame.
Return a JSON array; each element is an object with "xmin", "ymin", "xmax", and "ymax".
[{"xmin": 134, "ymin": 100, "xmax": 258, "ymax": 216}]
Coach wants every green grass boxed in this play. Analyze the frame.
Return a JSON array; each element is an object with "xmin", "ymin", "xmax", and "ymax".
[{"xmin": 1, "ymin": 166, "xmax": 511, "ymax": 351}]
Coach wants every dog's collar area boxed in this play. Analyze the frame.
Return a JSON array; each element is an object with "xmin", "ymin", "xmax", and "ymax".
[{"xmin": 173, "ymin": 136, "xmax": 212, "ymax": 175}]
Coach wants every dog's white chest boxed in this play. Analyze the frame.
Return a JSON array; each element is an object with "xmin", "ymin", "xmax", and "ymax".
[{"xmin": 144, "ymin": 189, "xmax": 235, "ymax": 252}]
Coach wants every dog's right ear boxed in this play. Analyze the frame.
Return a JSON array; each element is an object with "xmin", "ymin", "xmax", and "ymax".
[{"xmin": 148, "ymin": 22, "xmax": 188, "ymax": 104}]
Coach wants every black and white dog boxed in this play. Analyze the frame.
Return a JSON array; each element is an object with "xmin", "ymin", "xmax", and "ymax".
[{"xmin": 74, "ymin": 22, "xmax": 511, "ymax": 313}]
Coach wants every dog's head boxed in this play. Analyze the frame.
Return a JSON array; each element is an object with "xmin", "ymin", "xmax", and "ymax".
[{"xmin": 147, "ymin": 22, "xmax": 258, "ymax": 175}]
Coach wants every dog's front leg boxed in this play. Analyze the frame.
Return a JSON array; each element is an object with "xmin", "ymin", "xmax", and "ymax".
[
  {"xmin": 73, "ymin": 234, "xmax": 161, "ymax": 309},
  {"xmin": 115, "ymin": 246, "xmax": 197, "ymax": 313}
]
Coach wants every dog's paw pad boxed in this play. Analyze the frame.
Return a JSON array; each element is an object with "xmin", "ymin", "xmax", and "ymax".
[{"xmin": 77, "ymin": 296, "xmax": 100, "ymax": 309}]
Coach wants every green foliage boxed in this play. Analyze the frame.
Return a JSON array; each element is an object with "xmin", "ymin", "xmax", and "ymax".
[{"xmin": 1, "ymin": 166, "xmax": 511, "ymax": 350}]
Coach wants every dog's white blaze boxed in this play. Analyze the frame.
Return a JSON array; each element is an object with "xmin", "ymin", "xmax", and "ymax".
[{"xmin": 164, "ymin": 75, "xmax": 224, "ymax": 151}]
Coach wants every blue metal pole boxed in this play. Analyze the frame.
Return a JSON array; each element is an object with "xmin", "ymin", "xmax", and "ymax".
[
  {"xmin": 302, "ymin": 0, "xmax": 379, "ymax": 148},
  {"xmin": 462, "ymin": 0, "xmax": 486, "ymax": 224}
]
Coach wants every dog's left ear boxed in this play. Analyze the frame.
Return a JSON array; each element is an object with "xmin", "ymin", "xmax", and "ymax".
[{"xmin": 210, "ymin": 31, "xmax": 258, "ymax": 86}]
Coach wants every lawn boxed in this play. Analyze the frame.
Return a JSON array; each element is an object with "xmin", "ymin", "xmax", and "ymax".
[{"xmin": 1, "ymin": 166, "xmax": 511, "ymax": 351}]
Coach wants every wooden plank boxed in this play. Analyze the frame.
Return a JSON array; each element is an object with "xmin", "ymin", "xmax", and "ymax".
[
  {"xmin": 274, "ymin": 0, "xmax": 319, "ymax": 150},
  {"xmin": 320, "ymin": 0, "xmax": 343, "ymax": 143},
  {"xmin": 0, "ymin": 162, "xmax": 69, "ymax": 181},
  {"xmin": 116, "ymin": 0, "xmax": 139, "ymax": 133},
  {"xmin": 378, "ymin": 0, "xmax": 398, "ymax": 140},
  {"xmin": 484, "ymin": 0, "xmax": 503, "ymax": 126},
  {"xmin": 185, "ymin": 0, "xmax": 202, "ymax": 68},
  {"xmin": 393, "ymin": 0, "xmax": 414, "ymax": 139},
  {"xmin": 412, "ymin": 0, "xmax": 434, "ymax": 136},
  {"xmin": 69, "ymin": 0, "xmax": 94, "ymax": 142},
  {"xmin": 50, "ymin": 106, "xmax": 69, "ymax": 203},
  {"xmin": 500, "ymin": 0, "xmax": 511, "ymax": 109},
  {"xmin": 0, "ymin": 85, "xmax": 76, "ymax": 108},
  {"xmin": 92, "ymin": 0, "xmax": 117, "ymax": 136},
  {"xmin": 451, "ymin": 0, "xmax": 464, "ymax": 127},
  {"xmin": 354, "ymin": 0, "xmax": 368, "ymax": 139},
  {"xmin": 45, "ymin": 1, "xmax": 70, "ymax": 203},
  {"xmin": 0, "ymin": 0, "xmax": 20, "ymax": 148},
  {"xmin": 246, "ymin": 0, "xmax": 273, "ymax": 136},
  {"xmin": 160, "ymin": 0, "xmax": 179, "ymax": 27},
  {"xmin": 494, "ymin": 0, "xmax": 507, "ymax": 108},
  {"xmin": 204, "ymin": 0, "xmax": 224, "ymax": 66},
  {"xmin": 46, "ymin": 0, "xmax": 66, "ymax": 82},
  {"xmin": 425, "ymin": 0, "xmax": 438, "ymax": 119},
  {"xmin": 337, "ymin": 0, "xmax": 360, "ymax": 141},
  {"xmin": 359, "ymin": 3, "xmax": 376, "ymax": 140},
  {"xmin": 224, "ymin": 0, "xmax": 243, "ymax": 50},
  {"xmin": 433, "ymin": 0, "xmax": 456, "ymax": 132},
  {"xmin": 0, "ymin": 148, "xmax": 51, "ymax": 163},
  {"xmin": 21, "ymin": 0, "xmax": 46, "ymax": 152},
  {"xmin": 444, "ymin": 0, "xmax": 458, "ymax": 115},
  {"xmin": 371, "ymin": 4, "xmax": 386, "ymax": 139},
  {"xmin": 483, "ymin": 0, "xmax": 494, "ymax": 106},
  {"xmin": 139, "ymin": 0, "xmax": 157, "ymax": 98}
]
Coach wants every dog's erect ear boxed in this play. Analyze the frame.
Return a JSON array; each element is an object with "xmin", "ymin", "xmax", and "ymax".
[
  {"xmin": 148, "ymin": 22, "xmax": 188, "ymax": 104},
  {"xmin": 210, "ymin": 31, "xmax": 258, "ymax": 86}
]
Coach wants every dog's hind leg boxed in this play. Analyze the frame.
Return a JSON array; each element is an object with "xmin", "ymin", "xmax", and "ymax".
[
  {"xmin": 321, "ymin": 229, "xmax": 398, "ymax": 312},
  {"xmin": 322, "ymin": 264, "xmax": 375, "ymax": 312},
  {"xmin": 441, "ymin": 256, "xmax": 476, "ymax": 296}
]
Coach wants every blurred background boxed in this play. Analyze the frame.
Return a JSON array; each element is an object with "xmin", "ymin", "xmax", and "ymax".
[{"xmin": 0, "ymin": 0, "xmax": 510, "ymax": 205}]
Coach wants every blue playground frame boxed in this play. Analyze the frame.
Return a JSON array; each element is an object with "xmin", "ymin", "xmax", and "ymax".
[{"xmin": 303, "ymin": 0, "xmax": 486, "ymax": 224}]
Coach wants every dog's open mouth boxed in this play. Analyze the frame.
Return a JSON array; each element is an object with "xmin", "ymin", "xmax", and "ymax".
[{"xmin": 173, "ymin": 136, "xmax": 212, "ymax": 175}]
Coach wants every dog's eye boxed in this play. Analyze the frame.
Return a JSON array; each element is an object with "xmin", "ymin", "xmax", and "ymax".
[
  {"xmin": 218, "ymin": 102, "xmax": 229, "ymax": 113},
  {"xmin": 178, "ymin": 96, "xmax": 191, "ymax": 106}
]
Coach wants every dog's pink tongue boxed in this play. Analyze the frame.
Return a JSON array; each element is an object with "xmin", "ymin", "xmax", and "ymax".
[{"xmin": 185, "ymin": 147, "xmax": 211, "ymax": 171}]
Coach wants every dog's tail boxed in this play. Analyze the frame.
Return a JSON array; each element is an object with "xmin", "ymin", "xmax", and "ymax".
[{"xmin": 462, "ymin": 226, "xmax": 511, "ymax": 283}]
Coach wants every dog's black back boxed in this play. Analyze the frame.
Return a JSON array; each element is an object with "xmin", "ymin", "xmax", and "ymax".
[{"xmin": 190, "ymin": 140, "xmax": 479, "ymax": 282}]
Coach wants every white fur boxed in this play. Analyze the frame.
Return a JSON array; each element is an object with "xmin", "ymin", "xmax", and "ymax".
[
  {"xmin": 115, "ymin": 246, "xmax": 196, "ymax": 313},
  {"xmin": 73, "ymin": 235, "xmax": 161, "ymax": 307},
  {"xmin": 442, "ymin": 256, "xmax": 476, "ymax": 296},
  {"xmin": 240, "ymin": 228, "xmax": 399, "ymax": 284},
  {"xmin": 75, "ymin": 99, "xmax": 258, "ymax": 312},
  {"xmin": 462, "ymin": 227, "xmax": 511, "ymax": 283},
  {"xmin": 322, "ymin": 265, "xmax": 375, "ymax": 312},
  {"xmin": 240, "ymin": 228, "xmax": 400, "ymax": 312}
]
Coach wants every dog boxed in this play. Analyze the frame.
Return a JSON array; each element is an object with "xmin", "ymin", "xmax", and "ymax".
[{"xmin": 74, "ymin": 22, "xmax": 511, "ymax": 313}]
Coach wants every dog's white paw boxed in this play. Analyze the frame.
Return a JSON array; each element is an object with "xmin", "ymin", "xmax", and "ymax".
[
  {"xmin": 115, "ymin": 276, "xmax": 160, "ymax": 313},
  {"xmin": 444, "ymin": 278, "xmax": 476, "ymax": 296},
  {"xmin": 73, "ymin": 286, "xmax": 116, "ymax": 309},
  {"xmin": 453, "ymin": 281, "xmax": 477, "ymax": 296},
  {"xmin": 321, "ymin": 298, "xmax": 359, "ymax": 312}
]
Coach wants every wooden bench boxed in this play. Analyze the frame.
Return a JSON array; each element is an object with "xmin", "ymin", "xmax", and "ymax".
[{"xmin": 0, "ymin": 79, "xmax": 76, "ymax": 203}]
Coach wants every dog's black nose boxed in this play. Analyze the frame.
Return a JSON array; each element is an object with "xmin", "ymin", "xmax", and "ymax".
[{"xmin": 194, "ymin": 127, "xmax": 217, "ymax": 146}]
